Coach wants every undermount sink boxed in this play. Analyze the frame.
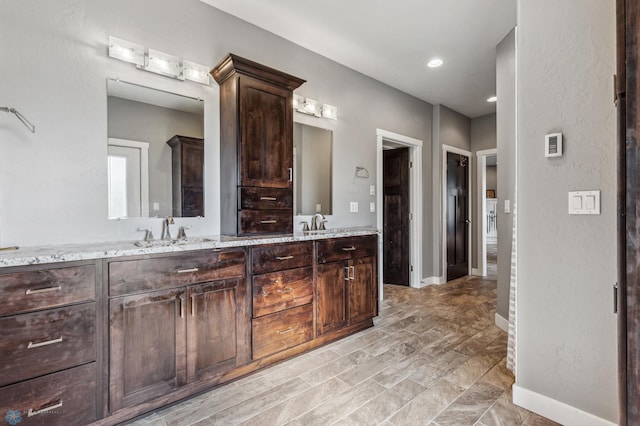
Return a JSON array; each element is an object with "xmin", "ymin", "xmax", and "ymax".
[{"xmin": 134, "ymin": 237, "xmax": 214, "ymax": 248}]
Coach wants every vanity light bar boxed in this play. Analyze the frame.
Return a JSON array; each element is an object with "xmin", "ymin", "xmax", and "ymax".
[
  {"xmin": 108, "ymin": 36, "xmax": 210, "ymax": 85},
  {"xmin": 293, "ymin": 94, "xmax": 338, "ymax": 120}
]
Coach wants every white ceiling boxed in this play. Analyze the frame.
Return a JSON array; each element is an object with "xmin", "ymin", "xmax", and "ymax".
[{"xmin": 200, "ymin": 0, "xmax": 516, "ymax": 118}]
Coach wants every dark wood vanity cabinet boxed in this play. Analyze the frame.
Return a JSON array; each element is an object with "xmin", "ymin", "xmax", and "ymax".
[
  {"xmin": 316, "ymin": 236, "xmax": 378, "ymax": 336},
  {"xmin": 250, "ymin": 242, "xmax": 314, "ymax": 359},
  {"xmin": 107, "ymin": 248, "xmax": 249, "ymax": 413},
  {"xmin": 211, "ymin": 53, "xmax": 305, "ymax": 235},
  {"xmin": 167, "ymin": 135, "xmax": 204, "ymax": 217},
  {"xmin": 0, "ymin": 262, "xmax": 99, "ymax": 424}
]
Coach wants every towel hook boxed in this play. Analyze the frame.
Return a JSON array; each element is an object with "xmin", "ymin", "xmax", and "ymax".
[
  {"xmin": 1, "ymin": 107, "xmax": 36, "ymax": 133},
  {"xmin": 355, "ymin": 166, "xmax": 369, "ymax": 178}
]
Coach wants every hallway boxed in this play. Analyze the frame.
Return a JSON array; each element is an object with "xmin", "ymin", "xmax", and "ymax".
[{"xmin": 129, "ymin": 276, "xmax": 556, "ymax": 425}]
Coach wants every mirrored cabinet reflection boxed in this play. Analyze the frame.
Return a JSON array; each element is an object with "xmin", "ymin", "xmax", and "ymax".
[{"xmin": 167, "ymin": 135, "xmax": 204, "ymax": 217}]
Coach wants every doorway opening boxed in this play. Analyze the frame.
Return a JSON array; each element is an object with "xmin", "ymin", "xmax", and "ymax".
[
  {"xmin": 475, "ymin": 148, "xmax": 498, "ymax": 277},
  {"xmin": 375, "ymin": 129, "xmax": 423, "ymax": 299}
]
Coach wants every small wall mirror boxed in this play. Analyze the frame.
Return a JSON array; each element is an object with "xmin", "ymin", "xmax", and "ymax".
[
  {"xmin": 293, "ymin": 122, "xmax": 332, "ymax": 215},
  {"xmin": 106, "ymin": 79, "xmax": 204, "ymax": 219}
]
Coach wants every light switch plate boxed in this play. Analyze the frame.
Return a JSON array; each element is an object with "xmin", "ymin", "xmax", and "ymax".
[
  {"xmin": 504, "ymin": 200, "xmax": 510, "ymax": 214},
  {"xmin": 350, "ymin": 202, "xmax": 359, "ymax": 213},
  {"xmin": 370, "ymin": 202, "xmax": 375, "ymax": 213},
  {"xmin": 370, "ymin": 185, "xmax": 376, "ymax": 196},
  {"xmin": 568, "ymin": 190, "xmax": 600, "ymax": 214}
]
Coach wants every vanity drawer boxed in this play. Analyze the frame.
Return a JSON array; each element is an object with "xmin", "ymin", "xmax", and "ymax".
[
  {"xmin": 0, "ymin": 362, "xmax": 96, "ymax": 425},
  {"xmin": 239, "ymin": 210, "xmax": 293, "ymax": 235},
  {"xmin": 239, "ymin": 187, "xmax": 292, "ymax": 210},
  {"xmin": 109, "ymin": 249, "xmax": 246, "ymax": 296},
  {"xmin": 253, "ymin": 267, "xmax": 313, "ymax": 317},
  {"xmin": 0, "ymin": 302, "xmax": 96, "ymax": 387},
  {"xmin": 251, "ymin": 241, "xmax": 313, "ymax": 274},
  {"xmin": 316, "ymin": 235, "xmax": 377, "ymax": 263},
  {"xmin": 0, "ymin": 264, "xmax": 95, "ymax": 317},
  {"xmin": 252, "ymin": 304, "xmax": 313, "ymax": 359}
]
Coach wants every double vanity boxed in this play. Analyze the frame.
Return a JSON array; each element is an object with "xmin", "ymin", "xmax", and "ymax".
[{"xmin": 0, "ymin": 230, "xmax": 378, "ymax": 424}]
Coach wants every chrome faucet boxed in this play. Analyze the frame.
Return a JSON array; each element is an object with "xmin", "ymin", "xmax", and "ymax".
[
  {"xmin": 311, "ymin": 214, "xmax": 326, "ymax": 231},
  {"xmin": 161, "ymin": 216, "xmax": 175, "ymax": 240}
]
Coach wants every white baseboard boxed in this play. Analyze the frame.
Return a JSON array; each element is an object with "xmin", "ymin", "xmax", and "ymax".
[
  {"xmin": 513, "ymin": 384, "xmax": 616, "ymax": 426},
  {"xmin": 471, "ymin": 268, "xmax": 484, "ymax": 276},
  {"xmin": 420, "ymin": 276, "xmax": 446, "ymax": 286},
  {"xmin": 495, "ymin": 313, "xmax": 509, "ymax": 332}
]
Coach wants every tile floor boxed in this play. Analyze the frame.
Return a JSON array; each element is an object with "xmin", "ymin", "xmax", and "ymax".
[{"xmin": 128, "ymin": 270, "xmax": 557, "ymax": 426}]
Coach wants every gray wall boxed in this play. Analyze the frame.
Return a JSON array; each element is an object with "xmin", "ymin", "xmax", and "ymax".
[
  {"xmin": 431, "ymin": 105, "xmax": 472, "ymax": 279},
  {"xmin": 496, "ymin": 29, "xmax": 516, "ymax": 320},
  {"xmin": 516, "ymin": 0, "xmax": 617, "ymax": 422},
  {"xmin": 107, "ymin": 97, "xmax": 204, "ymax": 218},
  {"xmin": 486, "ymin": 166, "xmax": 497, "ymax": 191},
  {"xmin": 0, "ymin": 0, "xmax": 433, "ymax": 276},
  {"xmin": 471, "ymin": 113, "xmax": 497, "ymax": 271}
]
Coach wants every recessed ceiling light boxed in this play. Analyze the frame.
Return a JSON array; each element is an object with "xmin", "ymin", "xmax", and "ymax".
[
  {"xmin": 427, "ymin": 58, "xmax": 443, "ymax": 68},
  {"xmin": 487, "ymin": 96, "xmax": 498, "ymax": 103}
]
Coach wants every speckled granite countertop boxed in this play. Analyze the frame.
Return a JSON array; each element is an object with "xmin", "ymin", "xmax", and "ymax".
[{"xmin": 0, "ymin": 227, "xmax": 379, "ymax": 268}]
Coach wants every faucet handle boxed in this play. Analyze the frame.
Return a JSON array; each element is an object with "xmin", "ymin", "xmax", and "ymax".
[
  {"xmin": 177, "ymin": 225, "xmax": 192, "ymax": 240},
  {"xmin": 320, "ymin": 219, "xmax": 327, "ymax": 231},
  {"xmin": 301, "ymin": 221, "xmax": 310, "ymax": 232},
  {"xmin": 137, "ymin": 227, "xmax": 154, "ymax": 241}
]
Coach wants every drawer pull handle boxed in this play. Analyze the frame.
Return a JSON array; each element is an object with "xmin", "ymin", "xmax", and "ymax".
[
  {"xmin": 342, "ymin": 246, "xmax": 357, "ymax": 251},
  {"xmin": 344, "ymin": 266, "xmax": 350, "ymax": 281},
  {"xmin": 25, "ymin": 285, "xmax": 62, "ymax": 295},
  {"xmin": 350, "ymin": 266, "xmax": 355, "ymax": 280},
  {"xmin": 277, "ymin": 327, "xmax": 294, "ymax": 334},
  {"xmin": 261, "ymin": 220, "xmax": 277, "ymax": 224},
  {"xmin": 176, "ymin": 268, "xmax": 199, "ymax": 274},
  {"xmin": 260, "ymin": 196, "xmax": 277, "ymax": 201},
  {"xmin": 191, "ymin": 295, "xmax": 196, "ymax": 317},
  {"xmin": 27, "ymin": 400, "xmax": 62, "ymax": 417},
  {"xmin": 179, "ymin": 296, "xmax": 185, "ymax": 318},
  {"xmin": 27, "ymin": 337, "xmax": 63, "ymax": 349},
  {"xmin": 276, "ymin": 255, "xmax": 294, "ymax": 261},
  {"xmin": 277, "ymin": 287, "xmax": 294, "ymax": 293}
]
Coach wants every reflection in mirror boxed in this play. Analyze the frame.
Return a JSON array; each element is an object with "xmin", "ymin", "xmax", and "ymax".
[
  {"xmin": 293, "ymin": 123, "xmax": 332, "ymax": 215},
  {"xmin": 106, "ymin": 79, "xmax": 204, "ymax": 219}
]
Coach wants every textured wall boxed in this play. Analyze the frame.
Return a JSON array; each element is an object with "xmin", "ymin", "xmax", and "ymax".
[
  {"xmin": 516, "ymin": 0, "xmax": 617, "ymax": 422},
  {"xmin": 0, "ymin": 0, "xmax": 433, "ymax": 280},
  {"xmin": 496, "ymin": 29, "xmax": 516, "ymax": 320}
]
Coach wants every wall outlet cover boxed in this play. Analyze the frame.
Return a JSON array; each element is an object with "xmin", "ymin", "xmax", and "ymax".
[
  {"xmin": 350, "ymin": 201, "xmax": 359, "ymax": 213},
  {"xmin": 370, "ymin": 185, "xmax": 375, "ymax": 196}
]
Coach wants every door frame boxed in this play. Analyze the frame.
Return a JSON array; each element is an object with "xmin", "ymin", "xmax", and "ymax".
[
  {"xmin": 475, "ymin": 148, "xmax": 498, "ymax": 277},
  {"xmin": 441, "ymin": 144, "xmax": 473, "ymax": 281},
  {"xmin": 376, "ymin": 129, "xmax": 423, "ymax": 298},
  {"xmin": 107, "ymin": 138, "xmax": 150, "ymax": 218}
]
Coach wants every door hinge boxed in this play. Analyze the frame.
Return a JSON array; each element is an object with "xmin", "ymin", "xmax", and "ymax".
[
  {"xmin": 613, "ymin": 74, "xmax": 618, "ymax": 106},
  {"xmin": 409, "ymin": 213, "xmax": 413, "ymax": 220},
  {"xmin": 410, "ymin": 265, "xmax": 414, "ymax": 272},
  {"xmin": 613, "ymin": 283, "xmax": 618, "ymax": 314},
  {"xmin": 409, "ymin": 161, "xmax": 413, "ymax": 168}
]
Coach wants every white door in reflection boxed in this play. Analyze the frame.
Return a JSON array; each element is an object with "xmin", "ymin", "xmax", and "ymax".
[{"xmin": 108, "ymin": 138, "xmax": 149, "ymax": 219}]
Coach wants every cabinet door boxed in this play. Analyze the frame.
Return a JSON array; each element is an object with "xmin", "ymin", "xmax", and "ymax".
[
  {"xmin": 316, "ymin": 262, "xmax": 348, "ymax": 335},
  {"xmin": 348, "ymin": 257, "xmax": 376, "ymax": 324},
  {"xmin": 109, "ymin": 288, "xmax": 187, "ymax": 411},
  {"xmin": 186, "ymin": 278, "xmax": 248, "ymax": 382},
  {"xmin": 239, "ymin": 76, "xmax": 292, "ymax": 188}
]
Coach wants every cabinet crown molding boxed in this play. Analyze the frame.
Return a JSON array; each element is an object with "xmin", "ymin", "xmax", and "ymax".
[{"xmin": 211, "ymin": 53, "xmax": 305, "ymax": 90}]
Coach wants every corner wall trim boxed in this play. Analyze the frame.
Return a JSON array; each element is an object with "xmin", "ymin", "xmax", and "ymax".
[
  {"xmin": 495, "ymin": 313, "xmax": 509, "ymax": 332},
  {"xmin": 471, "ymin": 268, "xmax": 483, "ymax": 276},
  {"xmin": 421, "ymin": 276, "xmax": 446, "ymax": 286},
  {"xmin": 512, "ymin": 384, "xmax": 616, "ymax": 426}
]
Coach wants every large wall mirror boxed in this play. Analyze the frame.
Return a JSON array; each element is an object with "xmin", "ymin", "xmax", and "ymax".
[
  {"xmin": 106, "ymin": 79, "xmax": 204, "ymax": 219},
  {"xmin": 293, "ymin": 122, "xmax": 332, "ymax": 215}
]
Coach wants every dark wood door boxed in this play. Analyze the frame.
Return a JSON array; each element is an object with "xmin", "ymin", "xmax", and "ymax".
[
  {"xmin": 316, "ymin": 262, "xmax": 347, "ymax": 335},
  {"xmin": 446, "ymin": 152, "xmax": 469, "ymax": 281},
  {"xmin": 383, "ymin": 148, "xmax": 410, "ymax": 286},
  {"xmin": 109, "ymin": 288, "xmax": 187, "ymax": 411},
  {"xmin": 618, "ymin": 1, "xmax": 639, "ymax": 423},
  {"xmin": 348, "ymin": 257, "xmax": 376, "ymax": 323},
  {"xmin": 187, "ymin": 278, "xmax": 247, "ymax": 383},
  {"xmin": 239, "ymin": 76, "xmax": 292, "ymax": 188}
]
